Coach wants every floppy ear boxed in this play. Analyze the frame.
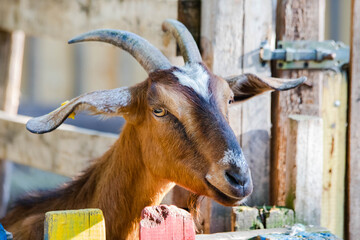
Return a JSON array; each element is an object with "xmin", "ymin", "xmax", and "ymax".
[
  {"xmin": 225, "ymin": 73, "xmax": 306, "ymax": 102},
  {"xmin": 27, "ymin": 87, "xmax": 133, "ymax": 134}
]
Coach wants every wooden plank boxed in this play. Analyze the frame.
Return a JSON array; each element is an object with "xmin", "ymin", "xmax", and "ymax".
[
  {"xmin": 44, "ymin": 209, "xmax": 105, "ymax": 240},
  {"xmin": 271, "ymin": 0, "xmax": 325, "ymax": 206},
  {"xmin": 0, "ymin": 29, "xmax": 25, "ymax": 217},
  {"xmin": 321, "ymin": 72, "xmax": 347, "ymax": 237},
  {"xmin": 139, "ymin": 205, "xmax": 195, "ymax": 240},
  {"xmin": 284, "ymin": 115, "xmax": 323, "ymax": 225},
  {"xmin": 0, "ymin": 111, "xmax": 117, "ymax": 177},
  {"xmin": 347, "ymin": 0, "xmax": 360, "ymax": 239},
  {"xmin": 201, "ymin": 0, "xmax": 244, "ymax": 232},
  {"xmin": 201, "ymin": 0, "xmax": 273, "ymax": 233},
  {"xmin": 195, "ymin": 227, "xmax": 332, "ymax": 240},
  {"xmin": 0, "ymin": 0, "xmax": 177, "ymax": 56},
  {"xmin": 240, "ymin": 0, "xmax": 273, "ymax": 206},
  {"xmin": 201, "ymin": 0, "xmax": 244, "ymax": 233}
]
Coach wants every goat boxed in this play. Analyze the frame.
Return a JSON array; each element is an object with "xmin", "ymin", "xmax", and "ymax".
[{"xmin": 0, "ymin": 19, "xmax": 305, "ymax": 239}]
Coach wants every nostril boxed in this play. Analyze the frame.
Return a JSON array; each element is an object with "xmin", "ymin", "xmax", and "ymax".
[{"xmin": 225, "ymin": 170, "xmax": 247, "ymax": 187}]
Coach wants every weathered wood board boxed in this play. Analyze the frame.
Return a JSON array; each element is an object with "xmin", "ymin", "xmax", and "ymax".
[
  {"xmin": 271, "ymin": 0, "xmax": 325, "ymax": 206},
  {"xmin": 0, "ymin": 111, "xmax": 117, "ymax": 177},
  {"xmin": 0, "ymin": 0, "xmax": 177, "ymax": 56},
  {"xmin": 44, "ymin": 209, "xmax": 105, "ymax": 240},
  {"xmin": 0, "ymin": 29, "xmax": 25, "ymax": 217},
  {"xmin": 196, "ymin": 227, "xmax": 334, "ymax": 240},
  {"xmin": 285, "ymin": 115, "xmax": 323, "ymax": 225},
  {"xmin": 139, "ymin": 205, "xmax": 195, "ymax": 240},
  {"xmin": 347, "ymin": 0, "xmax": 360, "ymax": 239},
  {"xmin": 200, "ymin": 0, "xmax": 273, "ymax": 233},
  {"xmin": 321, "ymin": 72, "xmax": 347, "ymax": 237}
]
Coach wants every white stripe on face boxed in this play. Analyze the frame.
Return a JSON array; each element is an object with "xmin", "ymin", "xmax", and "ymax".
[{"xmin": 173, "ymin": 63, "xmax": 211, "ymax": 101}]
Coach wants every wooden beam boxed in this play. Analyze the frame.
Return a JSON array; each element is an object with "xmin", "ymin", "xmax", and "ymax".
[
  {"xmin": 201, "ymin": 0, "xmax": 273, "ymax": 233},
  {"xmin": 285, "ymin": 115, "xmax": 323, "ymax": 225},
  {"xmin": 347, "ymin": 0, "xmax": 360, "ymax": 239},
  {"xmin": 239, "ymin": 0, "xmax": 273, "ymax": 206},
  {"xmin": 0, "ymin": 111, "xmax": 117, "ymax": 177},
  {"xmin": 44, "ymin": 209, "xmax": 105, "ymax": 240},
  {"xmin": 271, "ymin": 0, "xmax": 325, "ymax": 205},
  {"xmin": 321, "ymin": 71, "xmax": 347, "ymax": 237},
  {"xmin": 196, "ymin": 227, "xmax": 332, "ymax": 240},
  {"xmin": 139, "ymin": 205, "xmax": 195, "ymax": 240},
  {"xmin": 0, "ymin": 29, "xmax": 25, "ymax": 217},
  {"xmin": 0, "ymin": 0, "xmax": 177, "ymax": 56}
]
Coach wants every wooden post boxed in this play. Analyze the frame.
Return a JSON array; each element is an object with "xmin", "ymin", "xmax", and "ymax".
[
  {"xmin": 347, "ymin": 0, "xmax": 360, "ymax": 239},
  {"xmin": 0, "ymin": 29, "xmax": 25, "ymax": 217},
  {"xmin": 321, "ymin": 71, "xmax": 347, "ymax": 237},
  {"xmin": 271, "ymin": 0, "xmax": 325, "ymax": 206},
  {"xmin": 44, "ymin": 209, "xmax": 106, "ymax": 240},
  {"xmin": 139, "ymin": 205, "xmax": 195, "ymax": 240},
  {"xmin": 201, "ymin": 0, "xmax": 273, "ymax": 233},
  {"xmin": 285, "ymin": 115, "xmax": 323, "ymax": 225},
  {"xmin": 273, "ymin": 1, "xmax": 347, "ymax": 236}
]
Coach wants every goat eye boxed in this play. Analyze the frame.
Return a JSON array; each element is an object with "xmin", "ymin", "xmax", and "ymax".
[
  {"xmin": 152, "ymin": 108, "xmax": 167, "ymax": 117},
  {"xmin": 228, "ymin": 99, "xmax": 234, "ymax": 104}
]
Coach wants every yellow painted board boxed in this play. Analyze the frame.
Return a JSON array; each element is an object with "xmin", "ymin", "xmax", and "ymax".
[
  {"xmin": 44, "ymin": 209, "xmax": 106, "ymax": 240},
  {"xmin": 321, "ymin": 71, "xmax": 347, "ymax": 238}
]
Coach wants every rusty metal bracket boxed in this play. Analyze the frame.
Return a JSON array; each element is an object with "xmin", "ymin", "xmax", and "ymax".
[{"xmin": 260, "ymin": 40, "xmax": 349, "ymax": 70}]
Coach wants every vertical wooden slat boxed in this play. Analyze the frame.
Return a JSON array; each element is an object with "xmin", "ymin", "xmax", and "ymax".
[
  {"xmin": 240, "ymin": 0, "xmax": 273, "ymax": 206},
  {"xmin": 0, "ymin": 29, "xmax": 25, "ymax": 217},
  {"xmin": 321, "ymin": 71, "xmax": 347, "ymax": 237},
  {"xmin": 201, "ymin": 0, "xmax": 273, "ymax": 232},
  {"xmin": 347, "ymin": 0, "xmax": 360, "ymax": 238},
  {"xmin": 271, "ymin": 0, "xmax": 325, "ymax": 205},
  {"xmin": 201, "ymin": 0, "xmax": 245, "ymax": 233},
  {"xmin": 285, "ymin": 115, "xmax": 323, "ymax": 225}
]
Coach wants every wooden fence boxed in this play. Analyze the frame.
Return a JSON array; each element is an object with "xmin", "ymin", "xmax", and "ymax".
[{"xmin": 0, "ymin": 0, "xmax": 359, "ymax": 239}]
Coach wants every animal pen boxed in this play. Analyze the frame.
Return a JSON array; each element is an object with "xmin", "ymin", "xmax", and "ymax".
[{"xmin": 0, "ymin": 0, "xmax": 359, "ymax": 239}]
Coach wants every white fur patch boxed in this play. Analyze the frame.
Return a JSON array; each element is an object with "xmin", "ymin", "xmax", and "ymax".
[
  {"xmin": 173, "ymin": 63, "xmax": 211, "ymax": 101},
  {"xmin": 219, "ymin": 149, "xmax": 246, "ymax": 167}
]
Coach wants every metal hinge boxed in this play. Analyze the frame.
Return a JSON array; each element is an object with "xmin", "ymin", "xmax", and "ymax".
[{"xmin": 260, "ymin": 40, "xmax": 349, "ymax": 70}]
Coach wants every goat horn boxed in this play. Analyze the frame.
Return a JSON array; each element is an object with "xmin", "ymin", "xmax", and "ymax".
[
  {"xmin": 162, "ymin": 19, "xmax": 202, "ymax": 64},
  {"xmin": 68, "ymin": 29, "xmax": 172, "ymax": 73}
]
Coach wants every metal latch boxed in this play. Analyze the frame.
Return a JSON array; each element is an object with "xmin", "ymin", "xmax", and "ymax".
[{"xmin": 260, "ymin": 40, "xmax": 349, "ymax": 70}]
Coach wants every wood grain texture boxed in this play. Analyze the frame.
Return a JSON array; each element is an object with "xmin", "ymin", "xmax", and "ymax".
[
  {"xmin": 285, "ymin": 115, "xmax": 323, "ymax": 225},
  {"xmin": 347, "ymin": 0, "xmax": 360, "ymax": 238},
  {"xmin": 0, "ymin": 0, "xmax": 177, "ymax": 56},
  {"xmin": 240, "ymin": 0, "xmax": 273, "ymax": 206},
  {"xmin": 0, "ymin": 111, "xmax": 117, "ymax": 177},
  {"xmin": 44, "ymin": 209, "xmax": 105, "ymax": 240},
  {"xmin": 201, "ymin": 0, "xmax": 244, "ymax": 233},
  {"xmin": 321, "ymin": 72, "xmax": 347, "ymax": 237},
  {"xmin": 201, "ymin": 0, "xmax": 273, "ymax": 233},
  {"xmin": 271, "ymin": 0, "xmax": 325, "ymax": 206}
]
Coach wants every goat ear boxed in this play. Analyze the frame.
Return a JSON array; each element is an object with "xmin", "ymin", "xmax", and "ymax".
[
  {"xmin": 26, "ymin": 87, "xmax": 133, "ymax": 134},
  {"xmin": 225, "ymin": 73, "xmax": 306, "ymax": 102}
]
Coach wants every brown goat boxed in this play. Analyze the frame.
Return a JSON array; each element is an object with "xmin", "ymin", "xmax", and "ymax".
[{"xmin": 0, "ymin": 19, "xmax": 305, "ymax": 239}]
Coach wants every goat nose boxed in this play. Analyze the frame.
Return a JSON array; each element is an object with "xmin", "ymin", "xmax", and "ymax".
[{"xmin": 225, "ymin": 168, "xmax": 250, "ymax": 187}]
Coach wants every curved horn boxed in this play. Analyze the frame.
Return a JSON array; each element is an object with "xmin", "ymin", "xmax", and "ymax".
[
  {"xmin": 68, "ymin": 29, "xmax": 172, "ymax": 73},
  {"xmin": 162, "ymin": 19, "xmax": 202, "ymax": 64}
]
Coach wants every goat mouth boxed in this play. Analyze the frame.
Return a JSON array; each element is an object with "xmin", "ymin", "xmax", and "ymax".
[{"xmin": 204, "ymin": 178, "xmax": 246, "ymax": 206}]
